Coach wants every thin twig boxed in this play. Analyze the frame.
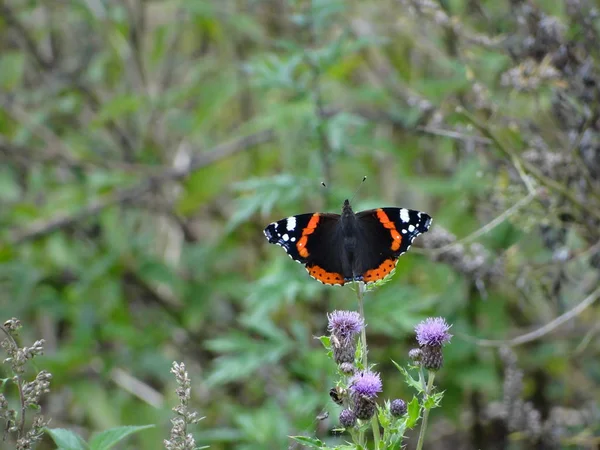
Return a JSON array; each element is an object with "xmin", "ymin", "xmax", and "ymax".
[
  {"xmin": 0, "ymin": 100, "xmax": 73, "ymax": 159},
  {"xmin": 0, "ymin": 134, "xmax": 157, "ymax": 172},
  {"xmin": 110, "ymin": 368, "xmax": 164, "ymax": 408},
  {"xmin": 9, "ymin": 130, "xmax": 274, "ymax": 244},
  {"xmin": 417, "ymin": 126, "xmax": 492, "ymax": 145},
  {"xmin": 458, "ymin": 107, "xmax": 600, "ymax": 221},
  {"xmin": 415, "ymin": 190, "xmax": 538, "ymax": 256},
  {"xmin": 457, "ymin": 107, "xmax": 536, "ymax": 194},
  {"xmin": 1, "ymin": 1, "xmax": 137, "ymax": 158},
  {"xmin": 0, "ymin": 3, "xmax": 54, "ymax": 70},
  {"xmin": 529, "ymin": 240, "xmax": 600, "ymax": 270},
  {"xmin": 462, "ymin": 284, "xmax": 600, "ymax": 347}
]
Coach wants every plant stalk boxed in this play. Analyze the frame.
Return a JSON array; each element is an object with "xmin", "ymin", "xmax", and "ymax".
[
  {"xmin": 356, "ymin": 282, "xmax": 380, "ymax": 448},
  {"xmin": 0, "ymin": 325, "xmax": 26, "ymax": 437},
  {"xmin": 357, "ymin": 283, "xmax": 367, "ymax": 368},
  {"xmin": 415, "ymin": 371, "xmax": 436, "ymax": 450}
]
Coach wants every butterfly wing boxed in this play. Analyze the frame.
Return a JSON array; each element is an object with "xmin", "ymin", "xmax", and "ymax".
[
  {"xmin": 264, "ymin": 213, "xmax": 347, "ymax": 285},
  {"xmin": 355, "ymin": 208, "xmax": 432, "ymax": 283}
]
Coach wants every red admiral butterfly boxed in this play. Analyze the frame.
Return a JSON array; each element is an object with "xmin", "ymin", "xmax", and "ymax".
[{"xmin": 264, "ymin": 199, "xmax": 432, "ymax": 286}]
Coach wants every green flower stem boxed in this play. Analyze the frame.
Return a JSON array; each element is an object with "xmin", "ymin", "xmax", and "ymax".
[
  {"xmin": 415, "ymin": 371, "xmax": 436, "ymax": 450},
  {"xmin": 357, "ymin": 283, "xmax": 367, "ymax": 368},
  {"xmin": 419, "ymin": 366, "xmax": 427, "ymax": 391},
  {"xmin": 356, "ymin": 283, "xmax": 381, "ymax": 449},
  {"xmin": 371, "ymin": 415, "xmax": 381, "ymax": 448},
  {"xmin": 358, "ymin": 428, "xmax": 365, "ymax": 447}
]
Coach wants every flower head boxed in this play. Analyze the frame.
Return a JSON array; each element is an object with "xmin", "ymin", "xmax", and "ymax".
[
  {"xmin": 339, "ymin": 409, "xmax": 357, "ymax": 428},
  {"xmin": 408, "ymin": 348, "xmax": 422, "ymax": 363},
  {"xmin": 349, "ymin": 370, "xmax": 382, "ymax": 398},
  {"xmin": 327, "ymin": 310, "xmax": 364, "ymax": 343},
  {"xmin": 390, "ymin": 399, "xmax": 407, "ymax": 417},
  {"xmin": 339, "ymin": 362, "xmax": 355, "ymax": 375},
  {"xmin": 415, "ymin": 317, "xmax": 452, "ymax": 347}
]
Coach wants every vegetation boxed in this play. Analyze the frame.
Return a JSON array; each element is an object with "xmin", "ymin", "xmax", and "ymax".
[{"xmin": 1, "ymin": 0, "xmax": 599, "ymax": 448}]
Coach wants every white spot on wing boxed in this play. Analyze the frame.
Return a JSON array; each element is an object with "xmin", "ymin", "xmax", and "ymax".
[
  {"xmin": 408, "ymin": 225, "xmax": 415, "ymax": 232},
  {"xmin": 286, "ymin": 216, "xmax": 296, "ymax": 231},
  {"xmin": 282, "ymin": 234, "xmax": 289, "ymax": 241},
  {"xmin": 401, "ymin": 229, "xmax": 407, "ymax": 234},
  {"xmin": 400, "ymin": 209, "xmax": 410, "ymax": 223},
  {"xmin": 291, "ymin": 237, "xmax": 296, "ymax": 242}
]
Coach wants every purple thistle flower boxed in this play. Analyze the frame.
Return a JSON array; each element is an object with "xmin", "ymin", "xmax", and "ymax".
[
  {"xmin": 327, "ymin": 310, "xmax": 364, "ymax": 343},
  {"xmin": 408, "ymin": 348, "xmax": 422, "ymax": 362},
  {"xmin": 390, "ymin": 399, "xmax": 407, "ymax": 417},
  {"xmin": 415, "ymin": 317, "xmax": 452, "ymax": 347},
  {"xmin": 349, "ymin": 370, "xmax": 382, "ymax": 398},
  {"xmin": 339, "ymin": 409, "xmax": 357, "ymax": 428}
]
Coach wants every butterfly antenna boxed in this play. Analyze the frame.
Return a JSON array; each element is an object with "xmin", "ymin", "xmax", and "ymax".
[{"xmin": 349, "ymin": 176, "xmax": 367, "ymax": 204}]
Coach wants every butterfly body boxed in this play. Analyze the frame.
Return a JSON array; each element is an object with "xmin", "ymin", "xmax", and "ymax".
[{"xmin": 264, "ymin": 199, "xmax": 431, "ymax": 286}]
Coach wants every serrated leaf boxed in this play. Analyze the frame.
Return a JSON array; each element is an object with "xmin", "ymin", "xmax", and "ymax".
[
  {"xmin": 46, "ymin": 428, "xmax": 89, "ymax": 450},
  {"xmin": 88, "ymin": 425, "xmax": 154, "ymax": 450},
  {"xmin": 405, "ymin": 397, "xmax": 421, "ymax": 429},
  {"xmin": 425, "ymin": 391, "xmax": 444, "ymax": 409},
  {"xmin": 377, "ymin": 403, "xmax": 390, "ymax": 428},
  {"xmin": 392, "ymin": 361, "xmax": 423, "ymax": 393},
  {"xmin": 290, "ymin": 435, "xmax": 325, "ymax": 448},
  {"xmin": 354, "ymin": 341, "xmax": 364, "ymax": 370},
  {"xmin": 424, "ymin": 395, "xmax": 437, "ymax": 409}
]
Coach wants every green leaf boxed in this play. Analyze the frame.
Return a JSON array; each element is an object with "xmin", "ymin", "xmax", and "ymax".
[
  {"xmin": 88, "ymin": 425, "xmax": 154, "ymax": 450},
  {"xmin": 317, "ymin": 335, "xmax": 331, "ymax": 350},
  {"xmin": 393, "ymin": 362, "xmax": 423, "ymax": 393},
  {"xmin": 227, "ymin": 175, "xmax": 307, "ymax": 232},
  {"xmin": 405, "ymin": 397, "xmax": 421, "ymax": 429},
  {"xmin": 205, "ymin": 328, "xmax": 293, "ymax": 386},
  {"xmin": 46, "ymin": 428, "xmax": 89, "ymax": 450},
  {"xmin": 290, "ymin": 435, "xmax": 325, "ymax": 448},
  {"xmin": 424, "ymin": 391, "xmax": 444, "ymax": 410},
  {"xmin": 377, "ymin": 402, "xmax": 390, "ymax": 428},
  {"xmin": 424, "ymin": 395, "xmax": 437, "ymax": 409}
]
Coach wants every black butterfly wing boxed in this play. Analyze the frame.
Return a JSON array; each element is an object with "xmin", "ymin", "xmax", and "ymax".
[
  {"xmin": 264, "ymin": 213, "xmax": 347, "ymax": 285},
  {"xmin": 264, "ymin": 213, "xmax": 316, "ymax": 262},
  {"xmin": 355, "ymin": 207, "xmax": 432, "ymax": 283}
]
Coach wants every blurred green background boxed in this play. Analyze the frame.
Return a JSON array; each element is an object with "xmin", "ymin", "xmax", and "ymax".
[{"xmin": 1, "ymin": 0, "xmax": 600, "ymax": 448}]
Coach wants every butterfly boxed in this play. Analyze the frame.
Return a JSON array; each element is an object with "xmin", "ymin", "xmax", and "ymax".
[{"xmin": 263, "ymin": 199, "xmax": 431, "ymax": 285}]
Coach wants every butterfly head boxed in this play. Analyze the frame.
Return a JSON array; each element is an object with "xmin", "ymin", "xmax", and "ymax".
[{"xmin": 342, "ymin": 199, "xmax": 353, "ymax": 215}]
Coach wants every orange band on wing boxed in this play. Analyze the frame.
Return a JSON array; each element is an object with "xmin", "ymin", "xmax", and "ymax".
[
  {"xmin": 296, "ymin": 214, "xmax": 320, "ymax": 258},
  {"xmin": 376, "ymin": 209, "xmax": 403, "ymax": 251},
  {"xmin": 362, "ymin": 258, "xmax": 398, "ymax": 283},
  {"xmin": 307, "ymin": 265, "xmax": 345, "ymax": 285}
]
